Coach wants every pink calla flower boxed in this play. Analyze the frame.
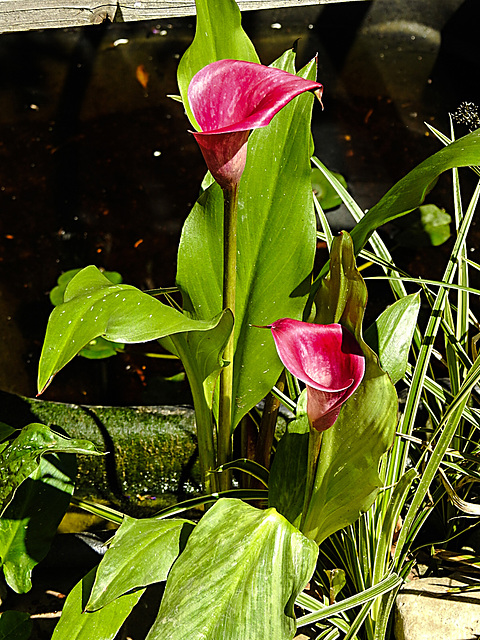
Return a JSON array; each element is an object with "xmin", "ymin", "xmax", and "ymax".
[
  {"xmin": 188, "ymin": 59, "xmax": 323, "ymax": 189},
  {"xmin": 269, "ymin": 318, "xmax": 365, "ymax": 432}
]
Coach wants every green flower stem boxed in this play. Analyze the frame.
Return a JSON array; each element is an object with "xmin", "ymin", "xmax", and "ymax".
[
  {"xmin": 217, "ymin": 184, "xmax": 239, "ymax": 491},
  {"xmin": 300, "ymin": 427, "xmax": 323, "ymax": 536}
]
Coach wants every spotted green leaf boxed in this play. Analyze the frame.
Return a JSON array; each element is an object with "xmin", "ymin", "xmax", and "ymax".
[{"xmin": 38, "ymin": 266, "xmax": 231, "ymax": 393}]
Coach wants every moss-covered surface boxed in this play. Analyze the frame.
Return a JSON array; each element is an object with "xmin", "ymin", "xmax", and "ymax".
[{"xmin": 0, "ymin": 390, "xmax": 200, "ymax": 514}]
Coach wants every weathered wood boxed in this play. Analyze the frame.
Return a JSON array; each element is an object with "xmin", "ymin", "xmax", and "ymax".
[{"xmin": 0, "ymin": 0, "xmax": 367, "ymax": 34}]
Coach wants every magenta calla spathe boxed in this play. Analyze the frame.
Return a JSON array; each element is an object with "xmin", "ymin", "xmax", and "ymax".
[
  {"xmin": 269, "ymin": 318, "xmax": 365, "ymax": 432},
  {"xmin": 188, "ymin": 59, "xmax": 323, "ymax": 189}
]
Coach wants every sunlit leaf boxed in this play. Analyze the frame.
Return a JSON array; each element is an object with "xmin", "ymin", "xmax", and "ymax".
[
  {"xmin": 364, "ymin": 293, "xmax": 421, "ymax": 384},
  {"xmin": 147, "ymin": 498, "xmax": 318, "ymax": 640},
  {"xmin": 51, "ymin": 566, "xmax": 144, "ymax": 640},
  {"xmin": 87, "ymin": 516, "xmax": 194, "ymax": 611},
  {"xmin": 38, "ymin": 266, "xmax": 229, "ymax": 393},
  {"xmin": 1, "ymin": 453, "xmax": 76, "ymax": 593}
]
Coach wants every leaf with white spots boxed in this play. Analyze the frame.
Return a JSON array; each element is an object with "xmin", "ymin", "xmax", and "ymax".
[{"xmin": 38, "ymin": 266, "xmax": 231, "ymax": 393}]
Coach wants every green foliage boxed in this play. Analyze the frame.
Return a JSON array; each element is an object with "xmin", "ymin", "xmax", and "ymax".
[
  {"xmin": 0, "ymin": 423, "xmax": 99, "ymax": 513},
  {"xmin": 350, "ymin": 128, "xmax": 480, "ymax": 253},
  {"xmin": 147, "ymin": 499, "xmax": 318, "ymax": 640},
  {"xmin": 51, "ymin": 566, "xmax": 144, "ymax": 640},
  {"xmin": 312, "ymin": 166, "xmax": 347, "ymax": 210},
  {"xmin": 393, "ymin": 204, "xmax": 451, "ymax": 248},
  {"xmin": 38, "ymin": 266, "xmax": 230, "ymax": 394},
  {"xmin": 1, "ymin": 454, "xmax": 75, "ymax": 593},
  {"xmin": 302, "ymin": 233, "xmax": 398, "ymax": 544},
  {"xmin": 268, "ymin": 390, "xmax": 309, "ymax": 527},
  {"xmin": 364, "ymin": 293, "xmax": 421, "ymax": 384},
  {"xmin": 50, "ymin": 268, "xmax": 125, "ymax": 359},
  {"xmin": 176, "ymin": 52, "xmax": 318, "ymax": 431},
  {"xmin": 0, "ymin": 611, "xmax": 32, "ymax": 640},
  {"xmin": 86, "ymin": 516, "xmax": 194, "ymax": 611}
]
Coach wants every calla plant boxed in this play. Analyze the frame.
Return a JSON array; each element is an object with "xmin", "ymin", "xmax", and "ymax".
[
  {"xmin": 187, "ymin": 59, "xmax": 322, "ymax": 483},
  {"xmin": 26, "ymin": 0, "xmax": 480, "ymax": 638}
]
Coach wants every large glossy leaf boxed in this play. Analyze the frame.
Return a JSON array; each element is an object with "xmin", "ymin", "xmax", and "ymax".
[
  {"xmin": 0, "ymin": 453, "xmax": 76, "ymax": 593},
  {"xmin": 364, "ymin": 293, "xmax": 421, "ymax": 385},
  {"xmin": 303, "ymin": 233, "xmax": 398, "ymax": 544},
  {"xmin": 0, "ymin": 423, "xmax": 98, "ymax": 514},
  {"xmin": 147, "ymin": 498, "xmax": 318, "ymax": 640},
  {"xmin": 38, "ymin": 266, "xmax": 229, "ymax": 393},
  {"xmin": 176, "ymin": 52, "xmax": 318, "ymax": 430},
  {"xmin": 177, "ymin": 0, "xmax": 259, "ymax": 126},
  {"xmin": 51, "ymin": 566, "xmax": 144, "ymax": 640},
  {"xmin": 351, "ymin": 129, "xmax": 480, "ymax": 253},
  {"xmin": 87, "ymin": 515, "xmax": 194, "ymax": 611}
]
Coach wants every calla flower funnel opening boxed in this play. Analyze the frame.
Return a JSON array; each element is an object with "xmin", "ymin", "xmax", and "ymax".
[
  {"xmin": 269, "ymin": 318, "xmax": 365, "ymax": 431},
  {"xmin": 188, "ymin": 59, "xmax": 323, "ymax": 189}
]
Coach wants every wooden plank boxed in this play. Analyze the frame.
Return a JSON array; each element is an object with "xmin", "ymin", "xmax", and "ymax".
[{"xmin": 0, "ymin": 0, "xmax": 367, "ymax": 34}]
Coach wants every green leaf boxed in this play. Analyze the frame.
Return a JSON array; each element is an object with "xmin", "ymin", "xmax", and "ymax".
[
  {"xmin": 0, "ymin": 423, "xmax": 99, "ymax": 513},
  {"xmin": 51, "ymin": 566, "xmax": 144, "ymax": 640},
  {"xmin": 177, "ymin": 0, "xmax": 259, "ymax": 126},
  {"xmin": 0, "ymin": 611, "xmax": 32, "ymax": 640},
  {"xmin": 176, "ymin": 53, "xmax": 318, "ymax": 430},
  {"xmin": 50, "ymin": 268, "xmax": 122, "ymax": 307},
  {"xmin": 0, "ymin": 424, "xmax": 15, "ymax": 443},
  {"xmin": 87, "ymin": 516, "xmax": 194, "ymax": 611},
  {"xmin": 351, "ymin": 129, "xmax": 480, "ymax": 253},
  {"xmin": 0, "ymin": 453, "xmax": 76, "ymax": 593},
  {"xmin": 50, "ymin": 269, "xmax": 126, "ymax": 359},
  {"xmin": 304, "ymin": 233, "xmax": 398, "ymax": 544},
  {"xmin": 312, "ymin": 167, "xmax": 347, "ymax": 211},
  {"xmin": 269, "ymin": 390, "xmax": 309, "ymax": 527},
  {"xmin": 38, "ymin": 266, "xmax": 229, "ymax": 393},
  {"xmin": 147, "ymin": 498, "xmax": 318, "ymax": 640},
  {"xmin": 364, "ymin": 292, "xmax": 421, "ymax": 384}
]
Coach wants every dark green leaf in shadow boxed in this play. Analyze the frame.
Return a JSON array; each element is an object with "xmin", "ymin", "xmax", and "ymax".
[
  {"xmin": 393, "ymin": 204, "xmax": 451, "ymax": 248},
  {"xmin": 364, "ymin": 293, "xmax": 421, "ymax": 385},
  {"xmin": 146, "ymin": 498, "xmax": 318, "ymax": 640},
  {"xmin": 51, "ymin": 566, "xmax": 144, "ymax": 640},
  {"xmin": 0, "ymin": 611, "xmax": 32, "ymax": 640},
  {"xmin": 87, "ymin": 516, "xmax": 194, "ymax": 611},
  {"xmin": 312, "ymin": 167, "xmax": 347, "ymax": 211},
  {"xmin": 0, "ymin": 423, "xmax": 99, "ymax": 514},
  {"xmin": 0, "ymin": 453, "xmax": 76, "ymax": 593},
  {"xmin": 269, "ymin": 390, "xmax": 309, "ymax": 527}
]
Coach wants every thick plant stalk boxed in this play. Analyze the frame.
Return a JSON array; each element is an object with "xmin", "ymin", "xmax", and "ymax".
[{"xmin": 217, "ymin": 184, "xmax": 239, "ymax": 490}]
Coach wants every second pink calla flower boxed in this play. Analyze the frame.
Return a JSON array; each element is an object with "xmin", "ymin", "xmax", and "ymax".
[
  {"xmin": 269, "ymin": 318, "xmax": 365, "ymax": 432},
  {"xmin": 188, "ymin": 59, "xmax": 323, "ymax": 190}
]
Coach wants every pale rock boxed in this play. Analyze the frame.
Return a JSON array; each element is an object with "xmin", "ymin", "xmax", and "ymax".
[{"xmin": 395, "ymin": 575, "xmax": 480, "ymax": 640}]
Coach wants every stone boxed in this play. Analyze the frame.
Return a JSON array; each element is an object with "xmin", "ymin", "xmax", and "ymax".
[{"xmin": 394, "ymin": 575, "xmax": 480, "ymax": 640}]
